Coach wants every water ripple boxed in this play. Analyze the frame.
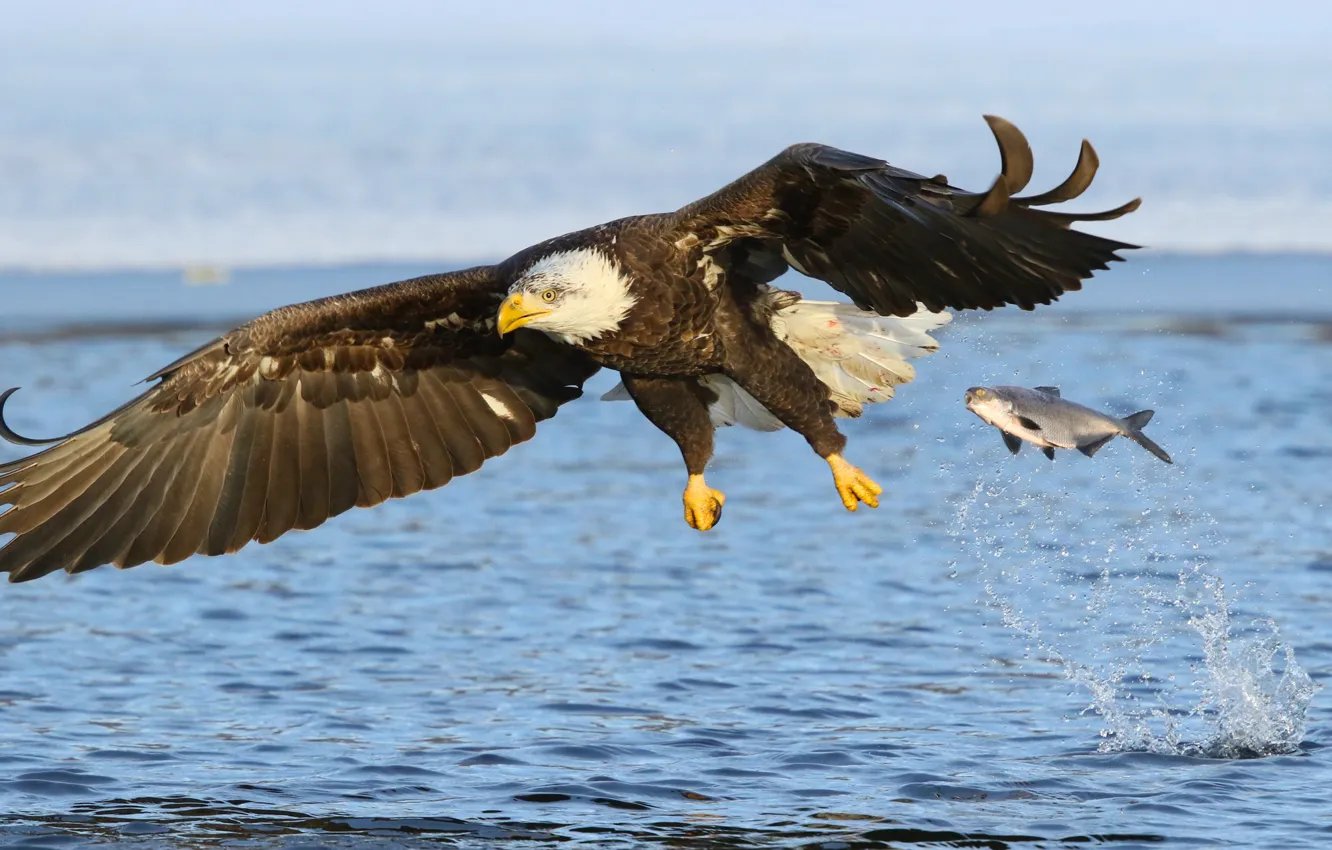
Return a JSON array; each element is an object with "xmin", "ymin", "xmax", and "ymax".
[{"xmin": 0, "ymin": 302, "xmax": 1328, "ymax": 846}]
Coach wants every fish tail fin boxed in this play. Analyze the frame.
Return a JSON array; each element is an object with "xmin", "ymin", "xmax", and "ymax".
[
  {"xmin": 1122, "ymin": 409, "xmax": 1154, "ymax": 430},
  {"xmin": 1125, "ymin": 429, "xmax": 1173, "ymax": 464},
  {"xmin": 1119, "ymin": 410, "xmax": 1173, "ymax": 464}
]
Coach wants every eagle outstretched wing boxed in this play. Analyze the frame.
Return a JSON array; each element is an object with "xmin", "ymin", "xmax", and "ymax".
[
  {"xmin": 0, "ymin": 268, "xmax": 598, "ymax": 582},
  {"xmin": 670, "ymin": 115, "xmax": 1140, "ymax": 315}
]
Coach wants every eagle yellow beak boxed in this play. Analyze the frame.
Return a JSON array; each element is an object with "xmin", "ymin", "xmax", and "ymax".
[{"xmin": 496, "ymin": 293, "xmax": 552, "ymax": 336}]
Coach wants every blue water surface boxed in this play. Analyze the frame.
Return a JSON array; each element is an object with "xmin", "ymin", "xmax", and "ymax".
[{"xmin": 0, "ymin": 256, "xmax": 1328, "ymax": 846}]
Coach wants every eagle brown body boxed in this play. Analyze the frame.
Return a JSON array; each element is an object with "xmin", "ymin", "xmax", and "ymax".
[{"xmin": 0, "ymin": 116, "xmax": 1139, "ymax": 582}]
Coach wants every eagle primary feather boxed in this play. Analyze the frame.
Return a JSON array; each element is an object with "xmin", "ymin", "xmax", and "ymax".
[{"xmin": 0, "ymin": 116, "xmax": 1139, "ymax": 581}]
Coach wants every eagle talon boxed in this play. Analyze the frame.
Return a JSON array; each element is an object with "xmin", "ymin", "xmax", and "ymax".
[
  {"xmin": 827, "ymin": 454, "xmax": 882, "ymax": 512},
  {"xmin": 683, "ymin": 474, "xmax": 725, "ymax": 531}
]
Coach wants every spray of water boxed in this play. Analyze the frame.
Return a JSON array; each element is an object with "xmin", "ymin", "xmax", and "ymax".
[
  {"xmin": 947, "ymin": 470, "xmax": 1317, "ymax": 759},
  {"xmin": 1165, "ymin": 575, "xmax": 1316, "ymax": 758}
]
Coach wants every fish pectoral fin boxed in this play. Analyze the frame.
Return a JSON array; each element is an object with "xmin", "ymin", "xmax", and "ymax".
[
  {"xmin": 1034, "ymin": 386, "xmax": 1061, "ymax": 398},
  {"xmin": 1000, "ymin": 430, "xmax": 1023, "ymax": 455},
  {"xmin": 1042, "ymin": 446, "xmax": 1056, "ymax": 461},
  {"xmin": 1017, "ymin": 416, "xmax": 1042, "ymax": 431},
  {"xmin": 1078, "ymin": 434, "xmax": 1116, "ymax": 457}
]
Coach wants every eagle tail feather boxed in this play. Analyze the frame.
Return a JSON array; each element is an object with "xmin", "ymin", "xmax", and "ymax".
[{"xmin": 770, "ymin": 298, "xmax": 951, "ymax": 417}]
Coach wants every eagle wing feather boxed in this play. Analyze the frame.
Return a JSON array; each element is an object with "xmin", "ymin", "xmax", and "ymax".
[
  {"xmin": 670, "ymin": 115, "xmax": 1140, "ymax": 316},
  {"xmin": 0, "ymin": 267, "xmax": 598, "ymax": 582}
]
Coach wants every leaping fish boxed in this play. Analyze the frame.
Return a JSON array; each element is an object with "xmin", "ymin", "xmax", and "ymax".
[{"xmin": 964, "ymin": 385, "xmax": 1172, "ymax": 464}]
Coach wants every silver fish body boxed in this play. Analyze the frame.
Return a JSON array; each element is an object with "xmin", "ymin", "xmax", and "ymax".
[{"xmin": 964, "ymin": 385, "xmax": 1172, "ymax": 464}]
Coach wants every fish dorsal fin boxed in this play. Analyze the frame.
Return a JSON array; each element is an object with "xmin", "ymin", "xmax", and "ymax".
[
  {"xmin": 1000, "ymin": 430, "xmax": 1022, "ymax": 455},
  {"xmin": 1078, "ymin": 434, "xmax": 1115, "ymax": 457},
  {"xmin": 1018, "ymin": 416, "xmax": 1042, "ymax": 431},
  {"xmin": 1035, "ymin": 386, "xmax": 1061, "ymax": 397},
  {"xmin": 1042, "ymin": 446, "xmax": 1056, "ymax": 461}
]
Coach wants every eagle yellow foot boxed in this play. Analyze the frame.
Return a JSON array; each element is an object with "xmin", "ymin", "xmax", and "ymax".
[
  {"xmin": 683, "ymin": 474, "xmax": 726, "ymax": 531},
  {"xmin": 826, "ymin": 454, "xmax": 882, "ymax": 512}
]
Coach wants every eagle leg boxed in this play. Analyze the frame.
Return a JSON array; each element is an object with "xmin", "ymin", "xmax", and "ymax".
[
  {"xmin": 683, "ymin": 474, "xmax": 726, "ymax": 531},
  {"xmin": 615, "ymin": 374, "xmax": 724, "ymax": 530},
  {"xmin": 826, "ymin": 454, "xmax": 882, "ymax": 512}
]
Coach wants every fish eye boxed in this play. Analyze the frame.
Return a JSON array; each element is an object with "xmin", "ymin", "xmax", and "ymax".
[
  {"xmin": 974, "ymin": 388, "xmax": 987, "ymax": 398},
  {"xmin": 540, "ymin": 288, "xmax": 557, "ymax": 303}
]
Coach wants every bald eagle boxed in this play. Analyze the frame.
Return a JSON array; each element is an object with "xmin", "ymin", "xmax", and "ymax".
[{"xmin": 0, "ymin": 116, "xmax": 1137, "ymax": 582}]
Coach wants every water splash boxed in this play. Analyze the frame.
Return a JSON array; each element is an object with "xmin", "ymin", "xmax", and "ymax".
[
  {"xmin": 947, "ymin": 471, "xmax": 1318, "ymax": 759},
  {"xmin": 1163, "ymin": 575, "xmax": 1316, "ymax": 758}
]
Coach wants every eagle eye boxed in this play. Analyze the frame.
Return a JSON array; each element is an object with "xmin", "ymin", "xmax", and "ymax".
[{"xmin": 540, "ymin": 288, "xmax": 557, "ymax": 303}]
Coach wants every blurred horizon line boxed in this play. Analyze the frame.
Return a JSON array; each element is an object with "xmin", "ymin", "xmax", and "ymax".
[{"xmin": 2, "ymin": 246, "xmax": 1331, "ymax": 278}]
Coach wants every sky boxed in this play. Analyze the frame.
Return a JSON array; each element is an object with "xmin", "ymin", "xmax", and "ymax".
[
  {"xmin": 0, "ymin": 1, "xmax": 1328, "ymax": 270},
  {"xmin": 4, "ymin": 1, "xmax": 1328, "ymax": 51}
]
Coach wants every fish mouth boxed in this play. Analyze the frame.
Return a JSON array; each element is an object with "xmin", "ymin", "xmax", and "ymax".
[{"xmin": 963, "ymin": 388, "xmax": 997, "ymax": 425}]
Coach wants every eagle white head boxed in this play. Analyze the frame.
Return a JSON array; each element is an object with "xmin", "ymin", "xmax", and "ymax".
[{"xmin": 496, "ymin": 248, "xmax": 637, "ymax": 346}]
